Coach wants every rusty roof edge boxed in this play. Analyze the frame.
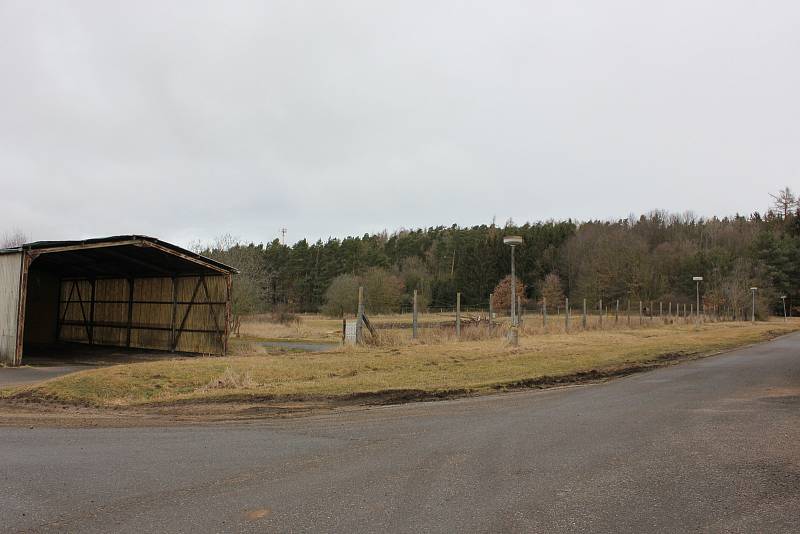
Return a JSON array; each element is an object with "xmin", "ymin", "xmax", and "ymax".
[{"xmin": 0, "ymin": 235, "xmax": 238, "ymax": 274}]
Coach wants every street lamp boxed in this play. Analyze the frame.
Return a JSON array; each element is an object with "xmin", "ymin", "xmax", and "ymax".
[
  {"xmin": 692, "ymin": 276, "xmax": 703, "ymax": 323},
  {"xmin": 503, "ymin": 235, "xmax": 523, "ymax": 345},
  {"xmin": 750, "ymin": 287, "xmax": 758, "ymax": 322},
  {"xmin": 781, "ymin": 295, "xmax": 787, "ymax": 322}
]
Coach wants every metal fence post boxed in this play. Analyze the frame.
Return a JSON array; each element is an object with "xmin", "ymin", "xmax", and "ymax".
[
  {"xmin": 543, "ymin": 297, "xmax": 547, "ymax": 327},
  {"xmin": 456, "ymin": 292, "xmax": 461, "ymax": 338},
  {"xmin": 412, "ymin": 289, "xmax": 419, "ymax": 339},
  {"xmin": 582, "ymin": 298, "xmax": 587, "ymax": 329},
  {"xmin": 599, "ymin": 299, "xmax": 603, "ymax": 329}
]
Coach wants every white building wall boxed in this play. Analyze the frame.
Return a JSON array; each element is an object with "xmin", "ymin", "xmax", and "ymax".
[{"xmin": 0, "ymin": 252, "xmax": 22, "ymax": 365}]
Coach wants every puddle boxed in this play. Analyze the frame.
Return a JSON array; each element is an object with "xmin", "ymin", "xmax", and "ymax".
[{"xmin": 259, "ymin": 341, "xmax": 338, "ymax": 352}]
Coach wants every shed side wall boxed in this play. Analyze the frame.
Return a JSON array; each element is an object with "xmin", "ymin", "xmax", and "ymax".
[{"xmin": 0, "ymin": 253, "xmax": 22, "ymax": 365}]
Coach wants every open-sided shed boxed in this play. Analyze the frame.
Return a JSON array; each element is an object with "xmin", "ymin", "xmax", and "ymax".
[{"xmin": 0, "ymin": 236, "xmax": 237, "ymax": 366}]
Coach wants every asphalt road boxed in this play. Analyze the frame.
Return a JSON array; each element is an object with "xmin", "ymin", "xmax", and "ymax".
[{"xmin": 2, "ymin": 334, "xmax": 799, "ymax": 533}]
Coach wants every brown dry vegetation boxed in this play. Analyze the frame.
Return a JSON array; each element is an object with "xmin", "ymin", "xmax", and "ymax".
[{"xmin": 2, "ymin": 319, "xmax": 796, "ymax": 409}]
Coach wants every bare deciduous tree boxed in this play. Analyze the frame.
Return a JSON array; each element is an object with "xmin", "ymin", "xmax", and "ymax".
[
  {"xmin": 1, "ymin": 229, "xmax": 27, "ymax": 248},
  {"xmin": 769, "ymin": 187, "xmax": 797, "ymax": 218}
]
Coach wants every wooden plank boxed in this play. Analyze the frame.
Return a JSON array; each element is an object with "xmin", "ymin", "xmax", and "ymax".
[
  {"xmin": 73, "ymin": 280, "xmax": 92, "ymax": 342},
  {"xmin": 223, "ymin": 274, "xmax": 232, "ymax": 355},
  {"xmin": 126, "ymin": 278, "xmax": 135, "ymax": 347},
  {"xmin": 13, "ymin": 253, "xmax": 32, "ymax": 365},
  {"xmin": 172, "ymin": 277, "xmax": 203, "ymax": 350},
  {"xmin": 170, "ymin": 277, "xmax": 177, "ymax": 352},
  {"xmin": 89, "ymin": 279, "xmax": 96, "ymax": 344},
  {"xmin": 0, "ymin": 252, "xmax": 23, "ymax": 365},
  {"xmin": 143, "ymin": 242, "xmax": 230, "ymax": 275}
]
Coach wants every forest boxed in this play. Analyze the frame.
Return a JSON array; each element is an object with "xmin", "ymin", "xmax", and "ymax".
[{"xmin": 198, "ymin": 188, "xmax": 799, "ymax": 319}]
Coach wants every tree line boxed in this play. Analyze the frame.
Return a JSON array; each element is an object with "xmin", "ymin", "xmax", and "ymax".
[{"xmin": 197, "ymin": 188, "xmax": 798, "ymax": 319}]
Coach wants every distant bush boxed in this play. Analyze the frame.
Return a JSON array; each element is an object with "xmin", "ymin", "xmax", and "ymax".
[
  {"xmin": 362, "ymin": 267, "xmax": 404, "ymax": 314},
  {"xmin": 321, "ymin": 269, "xmax": 404, "ymax": 317},
  {"xmin": 321, "ymin": 274, "xmax": 361, "ymax": 317},
  {"xmin": 271, "ymin": 304, "xmax": 300, "ymax": 325},
  {"xmin": 491, "ymin": 275, "xmax": 527, "ymax": 313}
]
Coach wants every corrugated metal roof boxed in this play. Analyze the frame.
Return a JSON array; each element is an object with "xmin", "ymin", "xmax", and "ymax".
[{"xmin": 0, "ymin": 235, "xmax": 238, "ymax": 275}]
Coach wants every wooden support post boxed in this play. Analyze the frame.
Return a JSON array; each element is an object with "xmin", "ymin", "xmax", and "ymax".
[
  {"xmin": 14, "ymin": 252, "xmax": 33, "ymax": 366},
  {"xmin": 456, "ymin": 292, "xmax": 461, "ymax": 338},
  {"xmin": 88, "ymin": 278, "xmax": 96, "ymax": 345},
  {"xmin": 639, "ymin": 301, "xmax": 643, "ymax": 325},
  {"xmin": 565, "ymin": 297, "xmax": 570, "ymax": 332},
  {"xmin": 356, "ymin": 286, "xmax": 365, "ymax": 344},
  {"xmin": 54, "ymin": 277, "xmax": 63, "ymax": 342},
  {"xmin": 542, "ymin": 297, "xmax": 547, "ymax": 327},
  {"xmin": 489, "ymin": 293, "xmax": 494, "ymax": 323},
  {"xmin": 223, "ymin": 274, "xmax": 232, "ymax": 354},
  {"xmin": 616, "ymin": 299, "xmax": 619, "ymax": 324},
  {"xmin": 412, "ymin": 289, "xmax": 419, "ymax": 339},
  {"xmin": 126, "ymin": 278, "xmax": 135, "ymax": 348},
  {"xmin": 170, "ymin": 277, "xmax": 177, "ymax": 351},
  {"xmin": 73, "ymin": 281, "xmax": 91, "ymax": 343}
]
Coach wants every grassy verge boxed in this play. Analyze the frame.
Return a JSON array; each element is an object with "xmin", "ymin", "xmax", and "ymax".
[{"xmin": 2, "ymin": 321, "xmax": 797, "ymax": 408}]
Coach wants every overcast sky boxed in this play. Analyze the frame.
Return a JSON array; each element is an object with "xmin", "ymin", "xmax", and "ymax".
[{"xmin": 0, "ymin": 1, "xmax": 797, "ymax": 247}]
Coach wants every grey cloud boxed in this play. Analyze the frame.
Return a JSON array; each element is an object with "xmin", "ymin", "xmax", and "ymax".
[{"xmin": 1, "ymin": 0, "xmax": 797, "ymax": 246}]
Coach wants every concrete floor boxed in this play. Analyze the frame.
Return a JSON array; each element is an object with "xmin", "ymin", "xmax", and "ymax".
[{"xmin": 1, "ymin": 344, "xmax": 190, "ymax": 388}]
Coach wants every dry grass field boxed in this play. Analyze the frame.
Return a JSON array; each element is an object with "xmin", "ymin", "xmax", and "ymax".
[
  {"xmin": 237, "ymin": 311, "xmax": 475, "ymax": 342},
  {"xmin": 3, "ymin": 319, "xmax": 797, "ymax": 409}
]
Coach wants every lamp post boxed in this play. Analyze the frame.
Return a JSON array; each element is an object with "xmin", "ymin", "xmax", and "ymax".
[
  {"xmin": 781, "ymin": 295, "xmax": 787, "ymax": 322},
  {"xmin": 692, "ymin": 276, "xmax": 703, "ymax": 324},
  {"xmin": 750, "ymin": 287, "xmax": 758, "ymax": 322},
  {"xmin": 503, "ymin": 235, "xmax": 523, "ymax": 345}
]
